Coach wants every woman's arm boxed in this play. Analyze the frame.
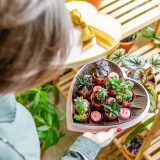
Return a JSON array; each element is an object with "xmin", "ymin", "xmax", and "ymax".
[{"xmin": 61, "ymin": 129, "xmax": 119, "ymax": 160}]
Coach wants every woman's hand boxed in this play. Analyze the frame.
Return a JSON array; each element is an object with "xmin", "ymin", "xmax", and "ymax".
[{"xmin": 83, "ymin": 128, "xmax": 122, "ymax": 148}]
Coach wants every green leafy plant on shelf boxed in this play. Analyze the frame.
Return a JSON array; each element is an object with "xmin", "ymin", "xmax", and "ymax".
[
  {"xmin": 141, "ymin": 26, "xmax": 160, "ymax": 44},
  {"xmin": 16, "ymin": 83, "xmax": 65, "ymax": 150}
]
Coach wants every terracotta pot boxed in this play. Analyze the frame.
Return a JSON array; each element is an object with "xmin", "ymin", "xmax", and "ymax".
[
  {"xmin": 77, "ymin": 87, "xmax": 93, "ymax": 98},
  {"xmin": 119, "ymin": 36, "xmax": 137, "ymax": 53},
  {"xmin": 123, "ymin": 134, "xmax": 144, "ymax": 158},
  {"xmin": 87, "ymin": 0, "xmax": 103, "ymax": 9},
  {"xmin": 104, "ymin": 112, "xmax": 118, "ymax": 121}
]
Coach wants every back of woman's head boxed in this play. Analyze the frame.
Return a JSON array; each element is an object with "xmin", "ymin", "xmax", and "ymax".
[{"xmin": 0, "ymin": 0, "xmax": 71, "ymax": 93}]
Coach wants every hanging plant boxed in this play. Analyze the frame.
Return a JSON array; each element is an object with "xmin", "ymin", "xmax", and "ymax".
[
  {"xmin": 108, "ymin": 48, "xmax": 126, "ymax": 63},
  {"xmin": 122, "ymin": 55, "xmax": 145, "ymax": 70},
  {"xmin": 147, "ymin": 54, "xmax": 160, "ymax": 72}
]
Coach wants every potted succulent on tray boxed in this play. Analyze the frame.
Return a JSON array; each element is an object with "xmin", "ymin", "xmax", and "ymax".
[
  {"xmin": 73, "ymin": 97, "xmax": 90, "ymax": 123},
  {"xmin": 115, "ymin": 79, "xmax": 135, "ymax": 108},
  {"xmin": 104, "ymin": 100, "xmax": 121, "ymax": 121},
  {"xmin": 107, "ymin": 76, "xmax": 120, "ymax": 96},
  {"xmin": 119, "ymin": 33, "xmax": 137, "ymax": 52},
  {"xmin": 91, "ymin": 86, "xmax": 108, "ymax": 110},
  {"xmin": 93, "ymin": 59, "xmax": 109, "ymax": 85},
  {"xmin": 76, "ymin": 75, "xmax": 93, "ymax": 98}
]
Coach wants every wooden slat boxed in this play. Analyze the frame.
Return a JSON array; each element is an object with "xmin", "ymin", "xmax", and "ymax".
[
  {"xmin": 121, "ymin": 7, "xmax": 160, "ymax": 38},
  {"xmin": 117, "ymin": 1, "xmax": 158, "ymax": 24},
  {"xmin": 152, "ymin": 152, "xmax": 160, "ymax": 160},
  {"xmin": 110, "ymin": 0, "xmax": 149, "ymax": 18},
  {"xmin": 143, "ymin": 47, "xmax": 160, "ymax": 59},
  {"xmin": 59, "ymin": 71, "xmax": 75, "ymax": 81},
  {"xmin": 130, "ymin": 42, "xmax": 155, "ymax": 56},
  {"xmin": 100, "ymin": 0, "xmax": 133, "ymax": 14},
  {"xmin": 99, "ymin": 0, "xmax": 117, "ymax": 10}
]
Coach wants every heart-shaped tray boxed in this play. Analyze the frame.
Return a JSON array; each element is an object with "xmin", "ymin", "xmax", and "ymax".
[{"xmin": 66, "ymin": 60, "xmax": 150, "ymax": 132}]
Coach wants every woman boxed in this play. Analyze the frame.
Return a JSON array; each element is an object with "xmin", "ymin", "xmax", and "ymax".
[{"xmin": 0, "ymin": 0, "xmax": 120, "ymax": 159}]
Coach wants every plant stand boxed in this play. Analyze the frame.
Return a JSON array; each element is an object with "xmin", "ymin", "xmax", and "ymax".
[{"xmin": 54, "ymin": 1, "xmax": 160, "ymax": 159}]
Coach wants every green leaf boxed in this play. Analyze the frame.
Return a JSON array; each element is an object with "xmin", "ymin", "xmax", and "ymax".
[
  {"xmin": 37, "ymin": 131, "xmax": 47, "ymax": 139},
  {"xmin": 47, "ymin": 114, "xmax": 53, "ymax": 126},
  {"xmin": 124, "ymin": 116, "xmax": 155, "ymax": 144},
  {"xmin": 35, "ymin": 115, "xmax": 46, "ymax": 124},
  {"xmin": 44, "ymin": 128, "xmax": 59, "ymax": 150},
  {"xmin": 37, "ymin": 125, "xmax": 50, "ymax": 131},
  {"xmin": 122, "ymin": 55, "xmax": 145, "ymax": 70}
]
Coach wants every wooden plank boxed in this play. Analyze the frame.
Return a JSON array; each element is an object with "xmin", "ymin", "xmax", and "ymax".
[
  {"xmin": 59, "ymin": 71, "xmax": 75, "ymax": 81},
  {"xmin": 121, "ymin": 7, "xmax": 160, "ymax": 39},
  {"xmin": 155, "ymin": 20, "xmax": 160, "ymax": 36},
  {"xmin": 130, "ymin": 42, "xmax": 155, "ymax": 56},
  {"xmin": 100, "ymin": 0, "xmax": 133, "ymax": 14},
  {"xmin": 152, "ymin": 151, "xmax": 160, "ymax": 160},
  {"xmin": 143, "ymin": 47, "xmax": 160, "ymax": 59},
  {"xmin": 117, "ymin": 1, "xmax": 158, "ymax": 24},
  {"xmin": 58, "ymin": 73, "xmax": 75, "ymax": 86},
  {"xmin": 151, "ymin": 136, "xmax": 160, "ymax": 145},
  {"xmin": 99, "ymin": 0, "xmax": 117, "ymax": 10},
  {"xmin": 110, "ymin": 0, "xmax": 148, "ymax": 18}
]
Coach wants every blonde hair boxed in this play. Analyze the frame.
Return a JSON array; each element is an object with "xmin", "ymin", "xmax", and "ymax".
[{"xmin": 0, "ymin": 0, "xmax": 71, "ymax": 93}]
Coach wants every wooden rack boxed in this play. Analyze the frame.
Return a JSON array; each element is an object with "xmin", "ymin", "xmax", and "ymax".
[{"xmin": 55, "ymin": 0, "xmax": 160, "ymax": 159}]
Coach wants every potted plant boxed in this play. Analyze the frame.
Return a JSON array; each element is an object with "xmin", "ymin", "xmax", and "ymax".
[
  {"xmin": 76, "ymin": 75, "xmax": 93, "ymax": 98},
  {"xmin": 119, "ymin": 33, "xmax": 137, "ymax": 52},
  {"xmin": 73, "ymin": 97, "xmax": 90, "ymax": 123},
  {"xmin": 87, "ymin": 0, "xmax": 103, "ymax": 9},
  {"xmin": 93, "ymin": 59, "xmax": 109, "ymax": 85},
  {"xmin": 104, "ymin": 100, "xmax": 121, "ymax": 121},
  {"xmin": 74, "ymin": 96, "xmax": 90, "ymax": 114},
  {"xmin": 107, "ymin": 76, "xmax": 121, "ymax": 96},
  {"xmin": 114, "ymin": 79, "xmax": 135, "ymax": 107},
  {"xmin": 123, "ymin": 134, "xmax": 144, "ymax": 158},
  {"xmin": 90, "ymin": 111, "xmax": 102, "ymax": 123},
  {"xmin": 91, "ymin": 86, "xmax": 108, "ymax": 110}
]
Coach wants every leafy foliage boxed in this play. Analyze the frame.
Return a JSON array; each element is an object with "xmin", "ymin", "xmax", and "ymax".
[
  {"xmin": 147, "ymin": 54, "xmax": 160, "ymax": 72},
  {"xmin": 16, "ymin": 83, "xmax": 64, "ymax": 150},
  {"xmin": 104, "ymin": 100, "xmax": 120, "ymax": 117},
  {"xmin": 122, "ymin": 55, "xmax": 145, "ymax": 70},
  {"xmin": 76, "ymin": 75, "xmax": 93, "ymax": 92},
  {"xmin": 108, "ymin": 48, "xmax": 126, "ymax": 63},
  {"xmin": 142, "ymin": 27, "xmax": 160, "ymax": 44},
  {"xmin": 74, "ymin": 97, "xmax": 88, "ymax": 113}
]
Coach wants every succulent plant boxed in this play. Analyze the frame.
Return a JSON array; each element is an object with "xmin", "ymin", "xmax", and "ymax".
[
  {"xmin": 107, "ymin": 76, "xmax": 120, "ymax": 90},
  {"xmin": 122, "ymin": 55, "xmax": 145, "ymax": 70},
  {"xmin": 147, "ymin": 54, "xmax": 160, "ymax": 72},
  {"xmin": 76, "ymin": 75, "xmax": 93, "ymax": 92},
  {"xmin": 94, "ymin": 59, "xmax": 109, "ymax": 79},
  {"xmin": 74, "ymin": 97, "xmax": 88, "ymax": 113},
  {"xmin": 104, "ymin": 100, "xmax": 121, "ymax": 117},
  {"xmin": 95, "ymin": 88, "xmax": 108, "ymax": 100},
  {"xmin": 108, "ymin": 48, "xmax": 126, "ymax": 63},
  {"xmin": 73, "ymin": 113, "xmax": 87, "ymax": 121}
]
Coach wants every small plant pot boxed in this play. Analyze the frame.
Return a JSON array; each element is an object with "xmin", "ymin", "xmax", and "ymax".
[
  {"xmin": 74, "ymin": 107, "xmax": 91, "ymax": 116},
  {"xmin": 108, "ymin": 89, "xmax": 115, "ymax": 97},
  {"xmin": 92, "ymin": 100, "xmax": 104, "ymax": 110},
  {"xmin": 94, "ymin": 75, "xmax": 108, "ymax": 85},
  {"xmin": 118, "ymin": 101, "xmax": 131, "ymax": 108},
  {"xmin": 77, "ymin": 88, "xmax": 93, "ymax": 99},
  {"xmin": 90, "ymin": 111, "xmax": 102, "ymax": 123},
  {"xmin": 123, "ymin": 134, "xmax": 144, "ymax": 158},
  {"xmin": 119, "ymin": 35, "xmax": 137, "ymax": 53},
  {"xmin": 104, "ymin": 112, "xmax": 118, "ymax": 121},
  {"xmin": 87, "ymin": 0, "xmax": 103, "ymax": 9}
]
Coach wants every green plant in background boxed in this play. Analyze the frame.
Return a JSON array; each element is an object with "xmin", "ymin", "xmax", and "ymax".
[
  {"xmin": 142, "ymin": 26, "xmax": 160, "ymax": 44},
  {"xmin": 16, "ymin": 83, "xmax": 65, "ymax": 150},
  {"xmin": 108, "ymin": 48, "xmax": 126, "ymax": 63}
]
